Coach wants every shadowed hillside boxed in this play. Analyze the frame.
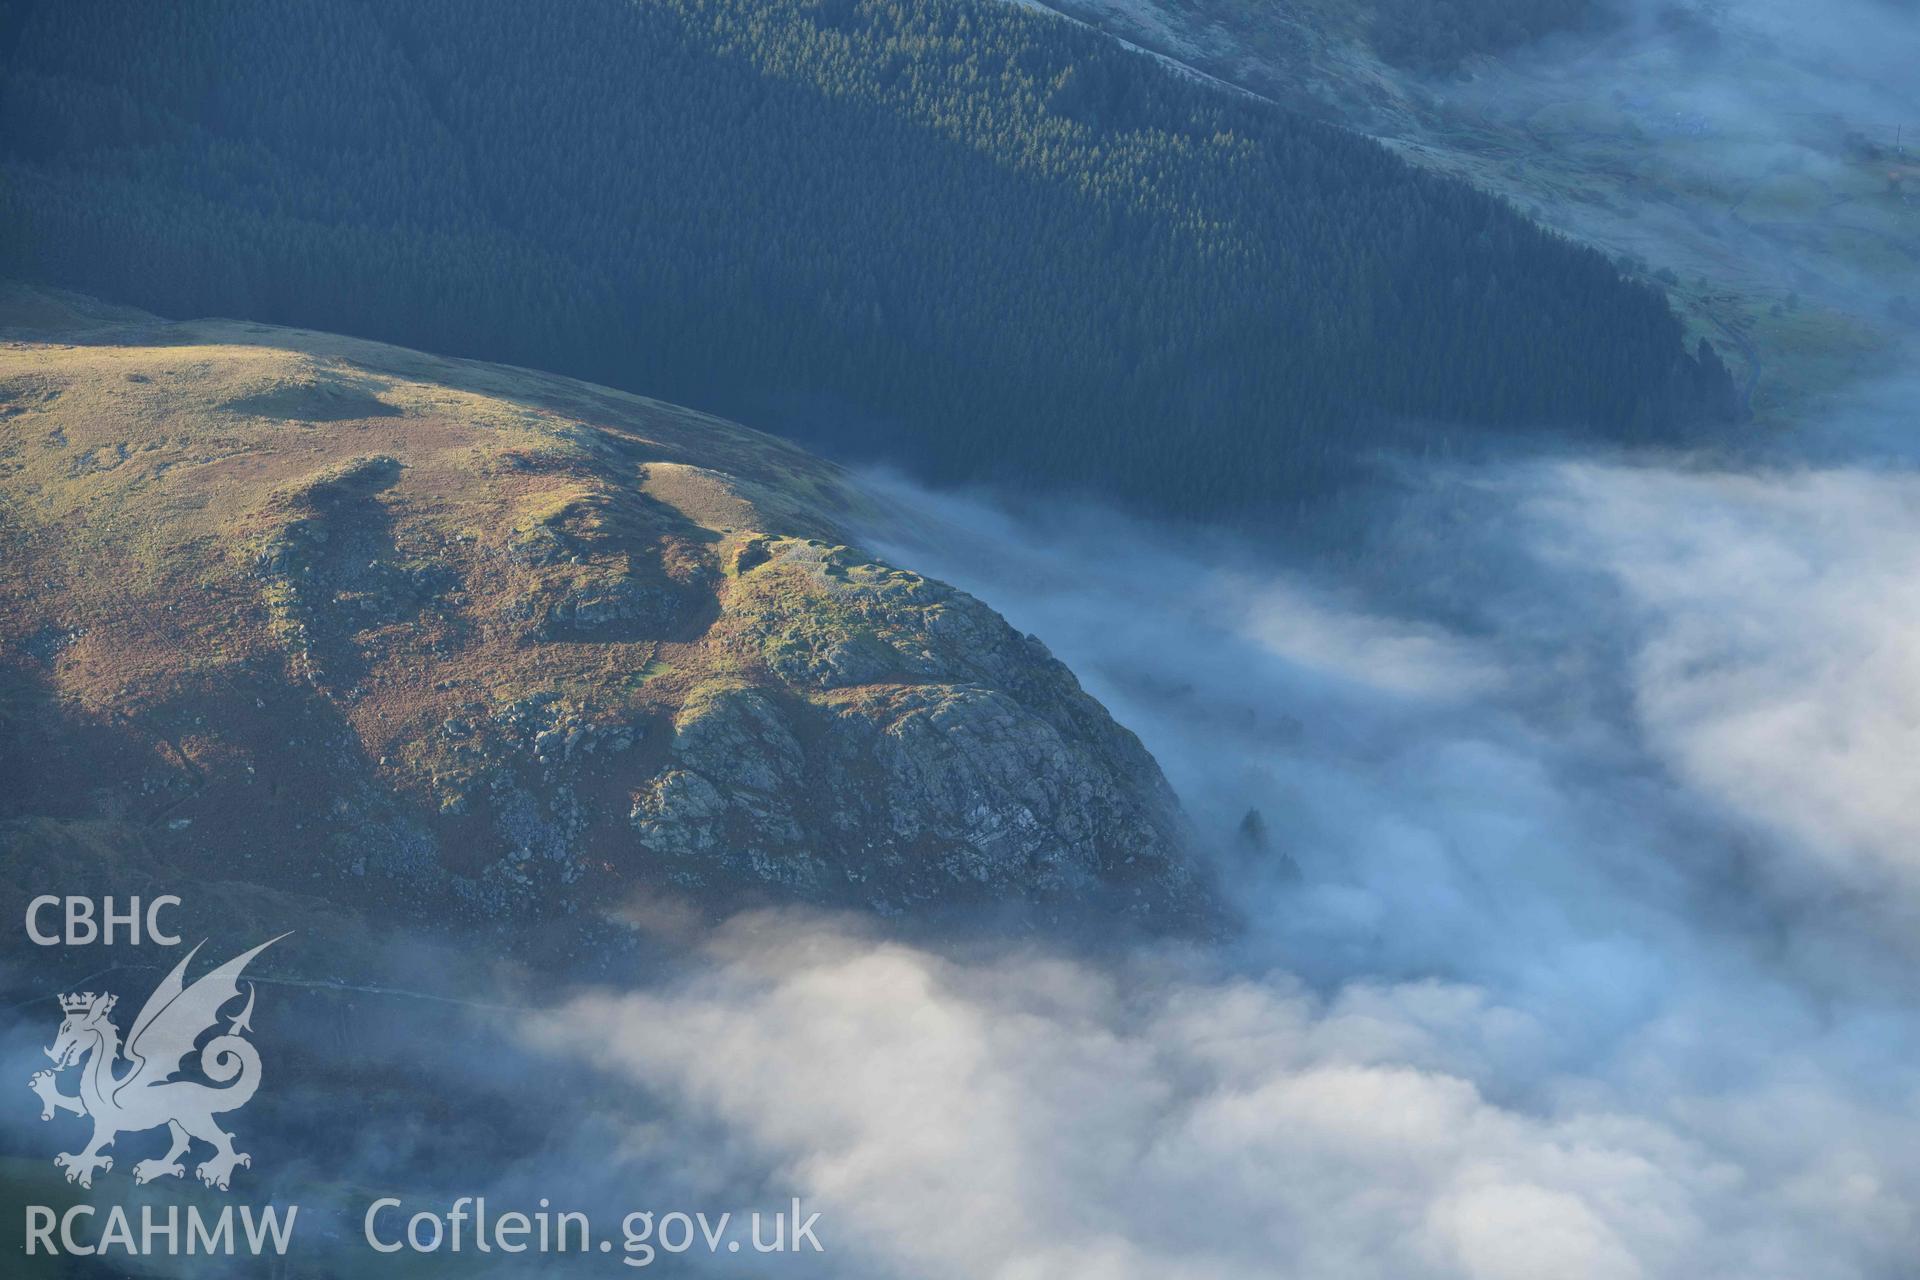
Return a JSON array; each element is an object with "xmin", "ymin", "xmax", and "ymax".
[{"xmin": 0, "ymin": 0, "xmax": 1734, "ymax": 521}]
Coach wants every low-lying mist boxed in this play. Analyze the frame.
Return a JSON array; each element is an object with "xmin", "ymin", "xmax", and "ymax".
[
  {"xmin": 1441, "ymin": 0, "xmax": 1920, "ymax": 338},
  {"xmin": 6, "ymin": 4, "xmax": 1916, "ymax": 1268},
  {"xmin": 493, "ymin": 414, "xmax": 1920, "ymax": 1276},
  {"xmin": 13, "ymin": 417, "xmax": 1912, "ymax": 1278},
  {"xmin": 5, "ymin": 425, "xmax": 1915, "ymax": 1276}
]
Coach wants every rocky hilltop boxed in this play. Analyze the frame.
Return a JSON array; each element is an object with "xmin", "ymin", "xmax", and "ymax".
[{"xmin": 0, "ymin": 288, "xmax": 1204, "ymax": 934}]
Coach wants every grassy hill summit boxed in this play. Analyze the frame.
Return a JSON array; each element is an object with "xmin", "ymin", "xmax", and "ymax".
[{"xmin": 0, "ymin": 287, "xmax": 1205, "ymax": 935}]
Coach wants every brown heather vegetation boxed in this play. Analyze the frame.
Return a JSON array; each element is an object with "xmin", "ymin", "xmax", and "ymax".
[{"xmin": 0, "ymin": 287, "xmax": 1203, "ymax": 944}]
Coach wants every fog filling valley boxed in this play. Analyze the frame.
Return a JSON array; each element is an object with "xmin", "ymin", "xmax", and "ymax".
[
  {"xmin": 506, "ymin": 4, "xmax": 1920, "ymax": 1266},
  {"xmin": 5, "ymin": 3, "xmax": 1918, "ymax": 1277},
  {"xmin": 437, "ymin": 416, "xmax": 1920, "ymax": 1277},
  {"xmin": 13, "ymin": 428, "xmax": 1917, "ymax": 1277}
]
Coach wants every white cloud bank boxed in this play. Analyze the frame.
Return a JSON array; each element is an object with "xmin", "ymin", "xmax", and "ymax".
[
  {"xmin": 1539, "ymin": 463, "xmax": 1920, "ymax": 906},
  {"xmin": 526, "ymin": 906, "xmax": 1917, "ymax": 1279},
  {"xmin": 519, "ymin": 446, "xmax": 1920, "ymax": 1279},
  {"xmin": 511, "ymin": 10, "xmax": 1920, "ymax": 1272}
]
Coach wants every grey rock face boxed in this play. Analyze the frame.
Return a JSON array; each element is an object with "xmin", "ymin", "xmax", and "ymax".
[
  {"xmin": 628, "ymin": 539, "xmax": 1207, "ymax": 926},
  {"xmin": 0, "ymin": 296, "xmax": 1210, "ymax": 946}
]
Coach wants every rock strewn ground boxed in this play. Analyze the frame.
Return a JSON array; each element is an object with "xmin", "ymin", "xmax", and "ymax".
[{"xmin": 0, "ymin": 287, "xmax": 1207, "ymax": 933}]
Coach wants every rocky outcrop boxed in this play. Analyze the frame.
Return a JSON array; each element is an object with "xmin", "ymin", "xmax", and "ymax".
[
  {"xmin": 0, "ymin": 288, "xmax": 1208, "ymax": 933},
  {"xmin": 629, "ymin": 540, "xmax": 1199, "ymax": 920}
]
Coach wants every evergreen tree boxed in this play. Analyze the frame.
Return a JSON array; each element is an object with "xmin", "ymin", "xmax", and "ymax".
[{"xmin": 0, "ymin": 0, "xmax": 1734, "ymax": 521}]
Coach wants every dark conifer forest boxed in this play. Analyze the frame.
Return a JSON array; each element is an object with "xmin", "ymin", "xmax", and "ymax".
[{"xmin": 0, "ymin": 0, "xmax": 1733, "ymax": 518}]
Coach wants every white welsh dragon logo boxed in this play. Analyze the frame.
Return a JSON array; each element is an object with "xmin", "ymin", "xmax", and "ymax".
[{"xmin": 27, "ymin": 936, "xmax": 286, "ymax": 1191}]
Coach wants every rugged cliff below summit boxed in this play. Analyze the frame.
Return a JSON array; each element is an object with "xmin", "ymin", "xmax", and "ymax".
[{"xmin": 0, "ymin": 288, "xmax": 1206, "ymax": 935}]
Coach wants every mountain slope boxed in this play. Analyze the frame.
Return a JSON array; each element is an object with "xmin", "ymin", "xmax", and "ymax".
[
  {"xmin": 1017, "ymin": 0, "xmax": 1914, "ymax": 420},
  {"xmin": 0, "ymin": 287, "xmax": 1205, "ymax": 928},
  {"xmin": 0, "ymin": 0, "xmax": 1732, "ymax": 520}
]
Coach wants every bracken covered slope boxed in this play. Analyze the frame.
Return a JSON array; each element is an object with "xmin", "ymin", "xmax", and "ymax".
[{"xmin": 0, "ymin": 287, "xmax": 1205, "ymax": 931}]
